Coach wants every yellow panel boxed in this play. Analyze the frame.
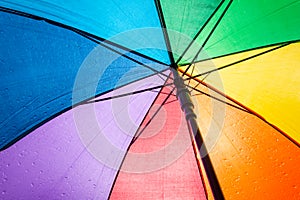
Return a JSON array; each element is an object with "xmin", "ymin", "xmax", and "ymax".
[{"xmin": 185, "ymin": 43, "xmax": 300, "ymax": 144}]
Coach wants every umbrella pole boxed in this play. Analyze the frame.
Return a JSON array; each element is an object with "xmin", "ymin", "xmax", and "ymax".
[{"xmin": 171, "ymin": 68, "xmax": 224, "ymax": 200}]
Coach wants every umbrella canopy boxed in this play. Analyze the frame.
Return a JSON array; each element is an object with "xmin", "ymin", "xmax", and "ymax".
[{"xmin": 0, "ymin": 0, "xmax": 300, "ymax": 199}]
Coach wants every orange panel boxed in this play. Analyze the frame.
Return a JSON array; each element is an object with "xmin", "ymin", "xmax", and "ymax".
[{"xmin": 191, "ymin": 82, "xmax": 300, "ymax": 199}]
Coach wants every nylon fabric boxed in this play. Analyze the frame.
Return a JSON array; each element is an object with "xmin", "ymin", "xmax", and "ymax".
[
  {"xmin": 0, "ymin": 0, "xmax": 170, "ymax": 63},
  {"xmin": 198, "ymin": 0, "xmax": 300, "ymax": 62},
  {"xmin": 190, "ymin": 82, "xmax": 300, "ymax": 199},
  {"xmin": 0, "ymin": 11, "xmax": 168, "ymax": 149},
  {"xmin": 188, "ymin": 43, "xmax": 300, "ymax": 144},
  {"xmin": 0, "ymin": 73, "xmax": 165, "ymax": 199},
  {"xmin": 180, "ymin": 0, "xmax": 231, "ymax": 64},
  {"xmin": 160, "ymin": 0, "xmax": 222, "ymax": 62},
  {"xmin": 110, "ymin": 85, "xmax": 207, "ymax": 199}
]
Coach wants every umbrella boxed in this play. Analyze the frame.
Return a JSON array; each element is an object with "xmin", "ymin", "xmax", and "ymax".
[{"xmin": 0, "ymin": 0, "xmax": 300, "ymax": 199}]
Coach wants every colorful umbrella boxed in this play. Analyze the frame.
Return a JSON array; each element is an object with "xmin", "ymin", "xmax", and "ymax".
[{"xmin": 1, "ymin": 0, "xmax": 300, "ymax": 199}]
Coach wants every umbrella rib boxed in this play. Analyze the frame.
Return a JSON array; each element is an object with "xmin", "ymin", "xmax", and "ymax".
[
  {"xmin": 107, "ymin": 74, "xmax": 172, "ymax": 199},
  {"xmin": 83, "ymin": 83, "xmax": 174, "ymax": 104},
  {"xmin": 163, "ymin": 99, "xmax": 178, "ymax": 105},
  {"xmin": 80, "ymin": 68, "xmax": 169, "ymax": 105},
  {"xmin": 130, "ymin": 87, "xmax": 176, "ymax": 145},
  {"xmin": 186, "ymin": 120, "xmax": 209, "ymax": 200},
  {"xmin": 179, "ymin": 39, "xmax": 300, "ymax": 66},
  {"xmin": 176, "ymin": 0, "xmax": 225, "ymax": 64},
  {"xmin": 187, "ymin": 85, "xmax": 251, "ymax": 114},
  {"xmin": 189, "ymin": 72, "xmax": 211, "ymax": 93},
  {"xmin": 186, "ymin": 77, "xmax": 300, "ymax": 148},
  {"xmin": 154, "ymin": 0, "xmax": 176, "ymax": 66},
  {"xmin": 181, "ymin": 0, "xmax": 233, "ymax": 77},
  {"xmin": 150, "ymin": 90, "xmax": 177, "ymax": 97},
  {"xmin": 187, "ymin": 63, "xmax": 196, "ymax": 87},
  {"xmin": 185, "ymin": 42, "xmax": 291, "ymax": 80},
  {"xmin": 74, "ymin": 30, "xmax": 170, "ymax": 82}
]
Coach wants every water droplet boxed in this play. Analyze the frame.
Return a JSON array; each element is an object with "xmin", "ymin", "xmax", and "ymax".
[
  {"xmin": 61, "ymin": 193, "xmax": 66, "ymax": 197},
  {"xmin": 32, "ymin": 162, "xmax": 36, "ymax": 166},
  {"xmin": 39, "ymin": 170, "xmax": 43, "ymax": 174},
  {"xmin": 2, "ymin": 178, "xmax": 8, "ymax": 182},
  {"xmin": 30, "ymin": 183, "xmax": 34, "ymax": 187},
  {"xmin": 56, "ymin": 147, "xmax": 61, "ymax": 151},
  {"xmin": 235, "ymin": 176, "xmax": 241, "ymax": 182},
  {"xmin": 1, "ymin": 190, "xmax": 6, "ymax": 195}
]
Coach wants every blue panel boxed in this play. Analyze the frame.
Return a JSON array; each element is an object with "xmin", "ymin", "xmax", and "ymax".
[
  {"xmin": 0, "ymin": 0, "xmax": 170, "ymax": 64},
  {"xmin": 0, "ymin": 11, "xmax": 168, "ymax": 149}
]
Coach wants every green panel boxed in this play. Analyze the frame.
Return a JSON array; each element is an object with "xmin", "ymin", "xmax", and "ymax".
[
  {"xmin": 196, "ymin": 0, "xmax": 300, "ymax": 62},
  {"xmin": 160, "ymin": 0, "xmax": 222, "ymax": 62},
  {"xmin": 178, "ymin": 0, "xmax": 230, "ymax": 64}
]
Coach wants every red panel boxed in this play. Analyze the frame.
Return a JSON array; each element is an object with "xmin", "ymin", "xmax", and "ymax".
[{"xmin": 110, "ymin": 86, "xmax": 207, "ymax": 199}]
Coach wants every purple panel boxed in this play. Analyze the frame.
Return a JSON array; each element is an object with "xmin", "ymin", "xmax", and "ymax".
[{"xmin": 0, "ymin": 73, "xmax": 167, "ymax": 200}]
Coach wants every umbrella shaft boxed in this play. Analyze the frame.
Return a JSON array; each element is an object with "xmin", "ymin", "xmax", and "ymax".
[{"xmin": 171, "ymin": 69, "xmax": 224, "ymax": 200}]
